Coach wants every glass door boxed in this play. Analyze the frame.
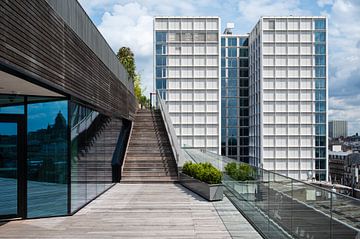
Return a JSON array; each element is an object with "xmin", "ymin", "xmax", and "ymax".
[{"xmin": 0, "ymin": 115, "xmax": 25, "ymax": 219}]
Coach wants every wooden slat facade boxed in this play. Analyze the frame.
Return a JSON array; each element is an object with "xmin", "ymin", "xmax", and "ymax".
[{"xmin": 0, "ymin": 0, "xmax": 136, "ymax": 121}]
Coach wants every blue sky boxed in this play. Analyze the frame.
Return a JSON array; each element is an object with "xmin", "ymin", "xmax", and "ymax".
[{"xmin": 79, "ymin": 0, "xmax": 360, "ymax": 134}]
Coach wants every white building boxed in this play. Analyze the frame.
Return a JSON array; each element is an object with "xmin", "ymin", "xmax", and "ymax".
[
  {"xmin": 154, "ymin": 16, "xmax": 328, "ymax": 181},
  {"xmin": 329, "ymin": 120, "xmax": 348, "ymax": 138},
  {"xmin": 153, "ymin": 17, "xmax": 221, "ymax": 153},
  {"xmin": 248, "ymin": 17, "xmax": 328, "ymax": 180}
]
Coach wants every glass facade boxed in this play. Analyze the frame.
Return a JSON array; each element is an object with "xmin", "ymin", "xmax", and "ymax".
[
  {"xmin": 221, "ymin": 36, "xmax": 249, "ymax": 163},
  {"xmin": 27, "ymin": 99, "xmax": 68, "ymax": 218},
  {"xmin": 0, "ymin": 94, "xmax": 131, "ymax": 219},
  {"xmin": 314, "ymin": 21, "xmax": 327, "ymax": 181}
]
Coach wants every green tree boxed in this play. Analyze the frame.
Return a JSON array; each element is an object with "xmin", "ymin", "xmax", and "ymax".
[
  {"xmin": 117, "ymin": 47, "xmax": 149, "ymax": 108},
  {"xmin": 116, "ymin": 47, "xmax": 136, "ymax": 80}
]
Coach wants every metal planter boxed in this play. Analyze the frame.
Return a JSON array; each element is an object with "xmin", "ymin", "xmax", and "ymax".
[{"xmin": 179, "ymin": 172, "xmax": 223, "ymax": 201}]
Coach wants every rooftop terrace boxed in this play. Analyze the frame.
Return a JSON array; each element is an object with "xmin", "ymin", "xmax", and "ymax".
[{"xmin": 0, "ymin": 183, "xmax": 261, "ymax": 238}]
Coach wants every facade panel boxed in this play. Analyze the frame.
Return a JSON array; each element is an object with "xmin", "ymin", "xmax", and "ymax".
[{"xmin": 154, "ymin": 17, "xmax": 221, "ymax": 153}]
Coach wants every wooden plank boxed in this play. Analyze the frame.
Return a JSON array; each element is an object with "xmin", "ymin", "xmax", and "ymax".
[{"xmin": 0, "ymin": 184, "xmax": 256, "ymax": 238}]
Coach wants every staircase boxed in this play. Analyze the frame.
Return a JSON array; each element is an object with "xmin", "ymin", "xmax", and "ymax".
[{"xmin": 121, "ymin": 109, "xmax": 178, "ymax": 183}]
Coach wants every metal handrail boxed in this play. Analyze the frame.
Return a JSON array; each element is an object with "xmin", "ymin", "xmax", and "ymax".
[{"xmin": 155, "ymin": 90, "xmax": 184, "ymax": 167}]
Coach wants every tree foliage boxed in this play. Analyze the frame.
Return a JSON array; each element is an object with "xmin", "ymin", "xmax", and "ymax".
[
  {"xmin": 116, "ymin": 47, "xmax": 149, "ymax": 108},
  {"xmin": 116, "ymin": 47, "xmax": 136, "ymax": 80}
]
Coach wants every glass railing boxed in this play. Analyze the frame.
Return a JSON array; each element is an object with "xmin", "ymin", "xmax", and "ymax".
[{"xmin": 183, "ymin": 147, "xmax": 360, "ymax": 239}]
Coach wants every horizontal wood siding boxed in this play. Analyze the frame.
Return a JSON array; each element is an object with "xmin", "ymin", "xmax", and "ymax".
[{"xmin": 0, "ymin": 0, "xmax": 136, "ymax": 121}]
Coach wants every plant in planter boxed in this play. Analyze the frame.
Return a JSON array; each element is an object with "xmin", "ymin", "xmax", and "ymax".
[
  {"xmin": 224, "ymin": 162, "xmax": 257, "ymax": 197},
  {"xmin": 225, "ymin": 162, "xmax": 255, "ymax": 181},
  {"xmin": 180, "ymin": 161, "xmax": 223, "ymax": 201}
]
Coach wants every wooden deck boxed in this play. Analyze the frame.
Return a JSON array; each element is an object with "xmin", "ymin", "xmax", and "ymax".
[{"xmin": 0, "ymin": 183, "xmax": 262, "ymax": 238}]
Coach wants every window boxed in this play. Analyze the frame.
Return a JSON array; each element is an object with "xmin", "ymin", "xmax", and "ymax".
[
  {"xmin": 316, "ymin": 102, "xmax": 326, "ymax": 112},
  {"xmin": 315, "ymin": 44, "xmax": 326, "ymax": 54},
  {"xmin": 221, "ymin": 38, "xmax": 225, "ymax": 46},
  {"xmin": 221, "ymin": 58, "xmax": 225, "ymax": 67},
  {"xmin": 315, "ymin": 78, "xmax": 326, "ymax": 89},
  {"xmin": 315, "ymin": 148, "xmax": 326, "ymax": 157},
  {"xmin": 239, "ymin": 118, "xmax": 249, "ymax": 126},
  {"xmin": 228, "ymin": 58, "xmax": 237, "ymax": 67},
  {"xmin": 315, "ymin": 124, "xmax": 326, "ymax": 135},
  {"xmin": 239, "ymin": 109, "xmax": 248, "ymax": 117},
  {"xmin": 315, "ymin": 55, "xmax": 325, "ymax": 66},
  {"xmin": 239, "ymin": 69, "xmax": 248, "ymax": 77},
  {"xmin": 315, "ymin": 32, "xmax": 326, "ymax": 42},
  {"xmin": 228, "ymin": 69, "xmax": 238, "ymax": 77},
  {"xmin": 228, "ymin": 37, "xmax": 237, "ymax": 46},
  {"xmin": 268, "ymin": 20, "xmax": 275, "ymax": 30},
  {"xmin": 240, "ymin": 48, "xmax": 248, "ymax": 57},
  {"xmin": 207, "ymin": 33, "xmax": 218, "ymax": 41},
  {"xmin": 181, "ymin": 32, "xmax": 193, "ymax": 42},
  {"xmin": 239, "ymin": 59, "xmax": 248, "ymax": 67},
  {"xmin": 228, "ymin": 108, "xmax": 238, "ymax": 117},
  {"xmin": 228, "ymin": 98, "xmax": 237, "ymax": 107},
  {"xmin": 239, "ymin": 98, "xmax": 248, "ymax": 106},
  {"xmin": 194, "ymin": 33, "xmax": 205, "ymax": 41},
  {"xmin": 221, "ymin": 48, "xmax": 225, "ymax": 57},
  {"xmin": 239, "ymin": 38, "xmax": 248, "ymax": 46},
  {"xmin": 221, "ymin": 68, "xmax": 226, "ymax": 77},
  {"xmin": 156, "ymin": 79, "xmax": 166, "ymax": 89},
  {"xmin": 315, "ymin": 90, "xmax": 326, "ymax": 101},
  {"xmin": 228, "ymin": 78, "xmax": 237, "ymax": 87},
  {"xmin": 228, "ymin": 88, "xmax": 237, "ymax": 97},
  {"xmin": 156, "ymin": 44, "xmax": 166, "ymax": 55},
  {"xmin": 316, "ymin": 113, "xmax": 326, "ymax": 124},
  {"xmin": 316, "ymin": 136, "xmax": 326, "ymax": 146},
  {"xmin": 168, "ymin": 33, "xmax": 180, "ymax": 42},
  {"xmin": 239, "ymin": 89, "xmax": 248, "ymax": 96},
  {"xmin": 156, "ymin": 56, "xmax": 166, "ymax": 66},
  {"xmin": 228, "ymin": 118, "xmax": 237, "ymax": 126},
  {"xmin": 315, "ymin": 67, "xmax": 326, "ymax": 77},
  {"xmin": 315, "ymin": 19, "xmax": 326, "ymax": 30},
  {"xmin": 239, "ymin": 78, "xmax": 248, "ymax": 87},
  {"xmin": 156, "ymin": 67, "xmax": 166, "ymax": 78},
  {"xmin": 156, "ymin": 32, "xmax": 166, "ymax": 42},
  {"xmin": 228, "ymin": 48, "xmax": 237, "ymax": 57},
  {"xmin": 228, "ymin": 128, "xmax": 238, "ymax": 137}
]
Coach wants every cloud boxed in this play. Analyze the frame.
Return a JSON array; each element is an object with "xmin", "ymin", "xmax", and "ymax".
[
  {"xmin": 325, "ymin": 0, "xmax": 360, "ymax": 133},
  {"xmin": 237, "ymin": 0, "xmax": 311, "ymax": 24},
  {"xmin": 79, "ymin": 0, "xmax": 360, "ymax": 133},
  {"xmin": 317, "ymin": 0, "xmax": 334, "ymax": 7}
]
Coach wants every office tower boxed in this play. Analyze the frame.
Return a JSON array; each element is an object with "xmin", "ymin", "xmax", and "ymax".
[
  {"xmin": 329, "ymin": 120, "xmax": 348, "ymax": 138},
  {"xmin": 154, "ymin": 17, "xmax": 221, "ymax": 153},
  {"xmin": 221, "ymin": 25, "xmax": 250, "ymax": 163},
  {"xmin": 153, "ymin": 16, "xmax": 328, "ymax": 181},
  {"xmin": 248, "ymin": 17, "xmax": 328, "ymax": 180}
]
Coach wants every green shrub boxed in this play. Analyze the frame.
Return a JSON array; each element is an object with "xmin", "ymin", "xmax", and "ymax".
[
  {"xmin": 182, "ymin": 161, "xmax": 222, "ymax": 184},
  {"xmin": 225, "ymin": 162, "xmax": 255, "ymax": 181}
]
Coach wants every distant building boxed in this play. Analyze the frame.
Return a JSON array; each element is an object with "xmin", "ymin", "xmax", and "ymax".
[
  {"xmin": 329, "ymin": 150, "xmax": 360, "ymax": 188},
  {"xmin": 329, "ymin": 120, "xmax": 348, "ymax": 138}
]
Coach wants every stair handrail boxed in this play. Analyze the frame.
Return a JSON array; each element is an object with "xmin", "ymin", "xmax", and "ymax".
[{"xmin": 156, "ymin": 89, "xmax": 184, "ymax": 167}]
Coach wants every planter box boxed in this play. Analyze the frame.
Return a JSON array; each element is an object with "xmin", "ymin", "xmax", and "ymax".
[{"xmin": 179, "ymin": 172, "xmax": 223, "ymax": 201}]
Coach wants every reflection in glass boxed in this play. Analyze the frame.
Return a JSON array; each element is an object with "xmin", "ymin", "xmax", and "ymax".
[
  {"xmin": 70, "ymin": 102, "xmax": 129, "ymax": 212},
  {"xmin": 27, "ymin": 99, "xmax": 68, "ymax": 218},
  {"xmin": 0, "ymin": 95, "xmax": 24, "ymax": 114},
  {"xmin": 0, "ymin": 123, "xmax": 18, "ymax": 217}
]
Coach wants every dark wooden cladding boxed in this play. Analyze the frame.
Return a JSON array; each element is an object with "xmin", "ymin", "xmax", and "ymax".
[{"xmin": 0, "ymin": 0, "xmax": 136, "ymax": 121}]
